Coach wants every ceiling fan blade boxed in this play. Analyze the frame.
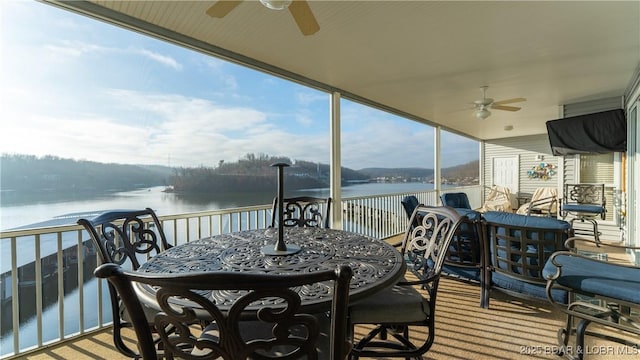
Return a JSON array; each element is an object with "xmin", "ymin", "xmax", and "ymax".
[
  {"xmin": 493, "ymin": 97, "xmax": 526, "ymax": 105},
  {"xmin": 491, "ymin": 105, "xmax": 521, "ymax": 112},
  {"xmin": 288, "ymin": 1, "xmax": 320, "ymax": 36},
  {"xmin": 206, "ymin": 0, "xmax": 242, "ymax": 18}
]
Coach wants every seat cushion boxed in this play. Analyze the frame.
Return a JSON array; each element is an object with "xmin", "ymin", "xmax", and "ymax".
[
  {"xmin": 120, "ymin": 300, "xmax": 159, "ymax": 324},
  {"xmin": 491, "ymin": 272, "xmax": 568, "ymax": 304},
  {"xmin": 443, "ymin": 264, "xmax": 481, "ymax": 282},
  {"xmin": 561, "ymin": 204, "xmax": 605, "ymax": 214},
  {"xmin": 482, "ymin": 211, "xmax": 571, "ymax": 230},
  {"xmin": 349, "ymin": 283, "xmax": 429, "ymax": 324},
  {"xmin": 543, "ymin": 254, "xmax": 640, "ymax": 304}
]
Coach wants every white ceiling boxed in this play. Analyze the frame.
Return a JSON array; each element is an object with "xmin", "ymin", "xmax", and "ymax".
[{"xmin": 47, "ymin": 0, "xmax": 640, "ymax": 140}]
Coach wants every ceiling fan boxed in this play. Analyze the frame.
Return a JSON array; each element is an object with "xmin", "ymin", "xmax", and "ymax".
[
  {"xmin": 473, "ymin": 86, "xmax": 526, "ymax": 119},
  {"xmin": 206, "ymin": 0, "xmax": 320, "ymax": 36}
]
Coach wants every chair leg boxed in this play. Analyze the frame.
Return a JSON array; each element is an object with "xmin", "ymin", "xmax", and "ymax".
[
  {"xmin": 555, "ymin": 313, "xmax": 573, "ymax": 357},
  {"xmin": 575, "ymin": 318, "xmax": 591, "ymax": 360},
  {"xmin": 589, "ymin": 218, "xmax": 601, "ymax": 244},
  {"xmin": 569, "ymin": 217, "xmax": 601, "ymax": 244}
]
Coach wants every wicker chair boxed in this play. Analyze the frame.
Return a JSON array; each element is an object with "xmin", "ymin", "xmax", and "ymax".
[
  {"xmin": 348, "ymin": 205, "xmax": 465, "ymax": 358},
  {"xmin": 78, "ymin": 208, "xmax": 172, "ymax": 358},
  {"xmin": 95, "ymin": 262, "xmax": 353, "ymax": 359},
  {"xmin": 271, "ymin": 196, "xmax": 332, "ymax": 228}
]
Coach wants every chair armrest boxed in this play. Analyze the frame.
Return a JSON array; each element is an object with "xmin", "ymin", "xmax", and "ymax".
[{"xmin": 564, "ymin": 236, "xmax": 640, "ymax": 251}]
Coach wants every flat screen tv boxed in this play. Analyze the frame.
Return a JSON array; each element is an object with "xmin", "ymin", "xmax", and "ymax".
[{"xmin": 546, "ymin": 109, "xmax": 626, "ymax": 155}]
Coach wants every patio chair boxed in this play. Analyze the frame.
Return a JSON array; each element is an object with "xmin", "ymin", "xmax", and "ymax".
[
  {"xmin": 441, "ymin": 208, "xmax": 487, "ymax": 307},
  {"xmin": 395, "ymin": 195, "xmax": 422, "ymax": 248},
  {"xmin": 94, "ymin": 262, "xmax": 353, "ymax": 360},
  {"xmin": 516, "ymin": 187, "xmax": 558, "ymax": 217},
  {"xmin": 560, "ymin": 183, "xmax": 606, "ymax": 243},
  {"xmin": 78, "ymin": 208, "xmax": 172, "ymax": 358},
  {"xmin": 407, "ymin": 196, "xmax": 485, "ymax": 306},
  {"xmin": 271, "ymin": 196, "xmax": 332, "ymax": 228},
  {"xmin": 482, "ymin": 211, "xmax": 573, "ymax": 308},
  {"xmin": 401, "ymin": 195, "xmax": 420, "ymax": 230},
  {"xmin": 477, "ymin": 185, "xmax": 514, "ymax": 213},
  {"xmin": 440, "ymin": 192, "xmax": 472, "ymax": 210},
  {"xmin": 543, "ymin": 237, "xmax": 640, "ymax": 360},
  {"xmin": 348, "ymin": 205, "xmax": 465, "ymax": 358}
]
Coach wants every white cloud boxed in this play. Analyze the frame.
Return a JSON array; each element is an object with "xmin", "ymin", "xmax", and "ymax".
[
  {"xmin": 136, "ymin": 49, "xmax": 183, "ymax": 70},
  {"xmin": 44, "ymin": 40, "xmax": 107, "ymax": 59}
]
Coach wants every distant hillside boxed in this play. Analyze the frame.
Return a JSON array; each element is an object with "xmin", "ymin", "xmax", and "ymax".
[
  {"xmin": 0, "ymin": 154, "xmax": 174, "ymax": 192},
  {"xmin": 442, "ymin": 160, "xmax": 479, "ymax": 180},
  {"xmin": 358, "ymin": 167, "xmax": 433, "ymax": 179},
  {"xmin": 170, "ymin": 153, "xmax": 369, "ymax": 193},
  {"xmin": 359, "ymin": 160, "xmax": 479, "ymax": 184},
  {"xmin": 0, "ymin": 153, "xmax": 478, "ymax": 196}
]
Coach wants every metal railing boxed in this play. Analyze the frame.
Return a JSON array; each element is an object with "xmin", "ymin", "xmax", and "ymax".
[{"xmin": 0, "ymin": 185, "xmax": 482, "ymax": 358}]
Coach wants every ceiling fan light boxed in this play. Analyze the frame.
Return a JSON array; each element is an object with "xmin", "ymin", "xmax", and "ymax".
[
  {"xmin": 259, "ymin": 0, "xmax": 292, "ymax": 10},
  {"xmin": 476, "ymin": 108, "xmax": 491, "ymax": 119}
]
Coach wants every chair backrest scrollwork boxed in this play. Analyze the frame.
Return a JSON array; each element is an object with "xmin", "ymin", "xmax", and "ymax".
[
  {"xmin": 402, "ymin": 205, "xmax": 465, "ymax": 288},
  {"xmin": 564, "ymin": 183, "xmax": 605, "ymax": 206},
  {"xmin": 78, "ymin": 208, "xmax": 171, "ymax": 270},
  {"xmin": 95, "ymin": 262, "xmax": 353, "ymax": 360},
  {"xmin": 78, "ymin": 208, "xmax": 172, "ymax": 358},
  {"xmin": 271, "ymin": 196, "xmax": 332, "ymax": 228}
]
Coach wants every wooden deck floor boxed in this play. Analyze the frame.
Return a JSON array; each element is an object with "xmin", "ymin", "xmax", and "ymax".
[{"xmin": 19, "ymin": 273, "xmax": 638, "ymax": 360}]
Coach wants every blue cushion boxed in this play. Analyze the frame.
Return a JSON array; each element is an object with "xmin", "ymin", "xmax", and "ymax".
[
  {"xmin": 543, "ymin": 254, "xmax": 640, "ymax": 304},
  {"xmin": 443, "ymin": 264, "xmax": 481, "ymax": 281},
  {"xmin": 491, "ymin": 272, "xmax": 568, "ymax": 304},
  {"xmin": 561, "ymin": 204, "xmax": 605, "ymax": 214},
  {"xmin": 482, "ymin": 211, "xmax": 571, "ymax": 230}
]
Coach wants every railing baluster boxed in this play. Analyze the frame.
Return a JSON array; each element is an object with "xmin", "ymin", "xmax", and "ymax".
[
  {"xmin": 57, "ymin": 232, "xmax": 64, "ymax": 341},
  {"xmin": 35, "ymin": 234, "xmax": 43, "ymax": 346},
  {"xmin": 77, "ymin": 229, "xmax": 85, "ymax": 335},
  {"xmin": 11, "ymin": 236, "xmax": 19, "ymax": 355}
]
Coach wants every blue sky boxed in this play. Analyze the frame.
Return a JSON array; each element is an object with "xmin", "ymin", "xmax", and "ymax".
[{"xmin": 1, "ymin": 1, "xmax": 478, "ymax": 169}]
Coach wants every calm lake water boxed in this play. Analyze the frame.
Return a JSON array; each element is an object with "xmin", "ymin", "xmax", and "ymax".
[{"xmin": 0, "ymin": 182, "xmax": 436, "ymax": 231}]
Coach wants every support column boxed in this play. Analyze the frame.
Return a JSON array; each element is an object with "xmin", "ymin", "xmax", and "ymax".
[
  {"xmin": 434, "ymin": 126, "xmax": 442, "ymax": 200},
  {"xmin": 330, "ymin": 92, "xmax": 342, "ymax": 229}
]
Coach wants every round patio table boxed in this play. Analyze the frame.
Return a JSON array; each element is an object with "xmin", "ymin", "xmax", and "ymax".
[{"xmin": 137, "ymin": 227, "xmax": 405, "ymax": 312}]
